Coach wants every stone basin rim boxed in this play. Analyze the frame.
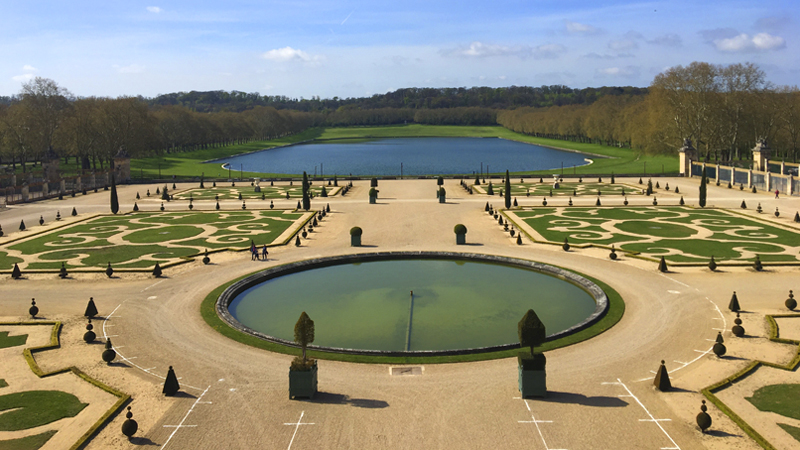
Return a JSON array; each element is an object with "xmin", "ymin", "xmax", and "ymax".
[{"xmin": 215, "ymin": 251, "xmax": 609, "ymax": 356}]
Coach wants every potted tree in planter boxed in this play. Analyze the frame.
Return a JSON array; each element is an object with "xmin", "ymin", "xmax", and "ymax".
[
  {"xmin": 454, "ymin": 224, "xmax": 467, "ymax": 245},
  {"xmin": 438, "ymin": 187, "xmax": 446, "ymax": 203},
  {"xmin": 369, "ymin": 187, "xmax": 379, "ymax": 204},
  {"xmin": 289, "ymin": 312, "xmax": 317, "ymax": 399},
  {"xmin": 350, "ymin": 227, "xmax": 362, "ymax": 246},
  {"xmin": 518, "ymin": 309, "xmax": 547, "ymax": 398}
]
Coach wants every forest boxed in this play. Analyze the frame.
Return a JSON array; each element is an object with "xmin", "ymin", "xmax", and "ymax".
[{"xmin": 1, "ymin": 61, "xmax": 798, "ymax": 174}]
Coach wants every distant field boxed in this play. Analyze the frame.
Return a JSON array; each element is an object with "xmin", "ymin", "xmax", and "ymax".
[{"xmin": 131, "ymin": 125, "xmax": 678, "ymax": 178}]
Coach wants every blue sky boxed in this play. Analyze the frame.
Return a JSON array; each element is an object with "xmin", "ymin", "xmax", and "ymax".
[{"xmin": 1, "ymin": 1, "xmax": 796, "ymax": 99}]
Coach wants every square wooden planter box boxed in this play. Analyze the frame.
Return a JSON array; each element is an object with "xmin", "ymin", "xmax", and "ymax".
[
  {"xmin": 289, "ymin": 364, "xmax": 318, "ymax": 399},
  {"xmin": 518, "ymin": 366, "xmax": 546, "ymax": 398}
]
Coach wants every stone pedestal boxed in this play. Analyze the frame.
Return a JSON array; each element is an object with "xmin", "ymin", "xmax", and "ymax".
[
  {"xmin": 752, "ymin": 140, "xmax": 771, "ymax": 172},
  {"xmin": 678, "ymin": 138, "xmax": 697, "ymax": 177}
]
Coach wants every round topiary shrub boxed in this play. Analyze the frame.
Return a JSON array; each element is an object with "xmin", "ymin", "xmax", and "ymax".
[
  {"xmin": 350, "ymin": 227, "xmax": 362, "ymax": 236},
  {"xmin": 454, "ymin": 224, "xmax": 467, "ymax": 235}
]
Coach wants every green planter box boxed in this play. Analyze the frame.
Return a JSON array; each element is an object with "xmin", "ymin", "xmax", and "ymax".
[
  {"xmin": 439, "ymin": 195, "xmax": 446, "ymax": 203},
  {"xmin": 351, "ymin": 235, "xmax": 361, "ymax": 246},
  {"xmin": 518, "ymin": 366, "xmax": 546, "ymax": 398},
  {"xmin": 289, "ymin": 364, "xmax": 318, "ymax": 399},
  {"xmin": 369, "ymin": 195, "xmax": 377, "ymax": 204},
  {"xmin": 456, "ymin": 234, "xmax": 466, "ymax": 245}
]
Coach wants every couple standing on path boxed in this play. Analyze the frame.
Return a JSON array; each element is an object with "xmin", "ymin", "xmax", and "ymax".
[{"xmin": 250, "ymin": 242, "xmax": 268, "ymax": 261}]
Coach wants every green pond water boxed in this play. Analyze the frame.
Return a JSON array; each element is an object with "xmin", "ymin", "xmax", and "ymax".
[{"xmin": 229, "ymin": 259, "xmax": 596, "ymax": 352}]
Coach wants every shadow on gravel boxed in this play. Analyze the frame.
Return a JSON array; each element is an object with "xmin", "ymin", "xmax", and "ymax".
[
  {"xmin": 172, "ymin": 391, "xmax": 198, "ymax": 399},
  {"xmin": 129, "ymin": 436, "xmax": 159, "ymax": 446},
  {"xmin": 704, "ymin": 429, "xmax": 741, "ymax": 438},
  {"xmin": 307, "ymin": 392, "xmax": 389, "ymax": 409},
  {"xmin": 537, "ymin": 391, "xmax": 628, "ymax": 408}
]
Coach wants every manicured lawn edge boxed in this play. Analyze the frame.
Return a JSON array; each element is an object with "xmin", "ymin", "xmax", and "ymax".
[
  {"xmin": 1, "ymin": 321, "xmax": 130, "ymax": 450},
  {"xmin": 0, "ymin": 209, "xmax": 312, "ymax": 275},
  {"xmin": 700, "ymin": 313, "xmax": 800, "ymax": 450},
  {"xmin": 200, "ymin": 257, "xmax": 624, "ymax": 364},
  {"xmin": 501, "ymin": 206, "xmax": 800, "ymax": 267}
]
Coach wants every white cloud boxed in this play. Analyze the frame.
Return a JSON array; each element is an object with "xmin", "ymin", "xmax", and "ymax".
[
  {"xmin": 22, "ymin": 65, "xmax": 38, "ymax": 72},
  {"xmin": 146, "ymin": 6, "xmax": 162, "ymax": 13},
  {"xmin": 12, "ymin": 74, "xmax": 34, "ymax": 82},
  {"xmin": 261, "ymin": 46, "xmax": 323, "ymax": 65},
  {"xmin": 714, "ymin": 33, "xmax": 786, "ymax": 52},
  {"xmin": 443, "ymin": 42, "xmax": 565, "ymax": 59},
  {"xmin": 596, "ymin": 66, "xmax": 639, "ymax": 78},
  {"xmin": 532, "ymin": 44, "xmax": 567, "ymax": 59},
  {"xmin": 114, "ymin": 64, "xmax": 145, "ymax": 74},
  {"xmin": 565, "ymin": 20, "xmax": 600, "ymax": 35},
  {"xmin": 648, "ymin": 34, "xmax": 682, "ymax": 47},
  {"xmin": 608, "ymin": 39, "xmax": 637, "ymax": 51}
]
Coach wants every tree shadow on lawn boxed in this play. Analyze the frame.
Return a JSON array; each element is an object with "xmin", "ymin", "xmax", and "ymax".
[
  {"xmin": 537, "ymin": 391, "xmax": 627, "ymax": 408},
  {"xmin": 306, "ymin": 392, "xmax": 389, "ymax": 409}
]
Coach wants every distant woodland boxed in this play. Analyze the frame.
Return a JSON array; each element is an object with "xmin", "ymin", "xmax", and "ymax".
[{"xmin": 1, "ymin": 61, "xmax": 798, "ymax": 173}]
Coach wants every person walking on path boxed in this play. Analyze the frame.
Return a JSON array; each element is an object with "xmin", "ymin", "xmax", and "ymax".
[
  {"xmin": 262, "ymin": 245, "xmax": 268, "ymax": 260},
  {"xmin": 776, "ymin": 189, "xmax": 780, "ymax": 199},
  {"xmin": 251, "ymin": 242, "xmax": 258, "ymax": 261}
]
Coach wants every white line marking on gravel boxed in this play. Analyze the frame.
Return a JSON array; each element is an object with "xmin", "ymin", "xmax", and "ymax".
[
  {"xmin": 519, "ymin": 399, "xmax": 566, "ymax": 450},
  {"xmin": 284, "ymin": 411, "xmax": 315, "ymax": 450},
  {"xmin": 103, "ymin": 303, "xmax": 205, "ymax": 391},
  {"xmin": 161, "ymin": 385, "xmax": 211, "ymax": 449},
  {"xmin": 612, "ymin": 379, "xmax": 681, "ymax": 450}
]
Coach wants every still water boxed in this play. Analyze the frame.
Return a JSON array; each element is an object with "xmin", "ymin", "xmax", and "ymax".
[
  {"xmin": 211, "ymin": 137, "xmax": 591, "ymax": 176},
  {"xmin": 229, "ymin": 259, "xmax": 596, "ymax": 352}
]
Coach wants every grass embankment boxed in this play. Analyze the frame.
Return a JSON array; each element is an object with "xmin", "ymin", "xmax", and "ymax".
[{"xmin": 131, "ymin": 125, "xmax": 677, "ymax": 178}]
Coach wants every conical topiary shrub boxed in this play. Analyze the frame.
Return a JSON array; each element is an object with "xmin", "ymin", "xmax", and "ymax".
[
  {"xmin": 152, "ymin": 263, "xmax": 162, "ymax": 278},
  {"xmin": 658, "ymin": 256, "xmax": 668, "ymax": 273},
  {"xmin": 795, "ymin": 212, "xmax": 800, "ymax": 223},
  {"xmin": 696, "ymin": 400, "xmax": 712, "ymax": 433},
  {"xmin": 133, "ymin": 202, "xmax": 139, "ymax": 211},
  {"xmin": 675, "ymin": 186, "xmax": 680, "ymax": 193},
  {"xmin": 741, "ymin": 200, "xmax": 747, "ymax": 209},
  {"xmin": 106, "ymin": 262, "xmax": 114, "ymax": 278},
  {"xmin": 102, "ymin": 339, "xmax": 116, "ymax": 364},
  {"xmin": 59, "ymin": 262, "xmax": 68, "ymax": 279},
  {"xmin": 679, "ymin": 196, "xmax": 684, "ymax": 206},
  {"xmin": 753, "ymin": 255, "xmax": 762, "ymax": 271},
  {"xmin": 163, "ymin": 366, "xmax": 180, "ymax": 396},
  {"xmin": 785, "ymin": 290, "xmax": 797, "ymax": 310},
  {"xmin": 121, "ymin": 407, "xmax": 138, "ymax": 439},
  {"xmin": 732, "ymin": 312, "xmax": 745, "ymax": 337},
  {"xmin": 19, "ymin": 219, "xmax": 25, "ymax": 231},
  {"xmin": 516, "ymin": 234, "xmax": 522, "ymax": 245},
  {"xmin": 653, "ymin": 360, "xmax": 671, "ymax": 391},
  {"xmin": 596, "ymin": 197, "xmax": 601, "ymax": 206},
  {"xmin": 29, "ymin": 299, "xmax": 38, "ymax": 317},
  {"xmin": 295, "ymin": 235, "xmax": 301, "ymax": 246},
  {"xmin": 708, "ymin": 256, "xmax": 717, "ymax": 271},
  {"xmin": 215, "ymin": 201, "xmax": 220, "ymax": 210},
  {"xmin": 728, "ymin": 291, "xmax": 740, "ymax": 312},
  {"xmin": 84, "ymin": 297, "xmax": 98, "ymax": 318},
  {"xmin": 12, "ymin": 263, "xmax": 22, "ymax": 280}
]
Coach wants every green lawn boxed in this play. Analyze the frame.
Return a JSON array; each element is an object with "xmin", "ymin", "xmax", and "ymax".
[
  {"xmin": 479, "ymin": 181, "xmax": 645, "ymax": 198},
  {"xmin": 0, "ymin": 331, "xmax": 28, "ymax": 349},
  {"xmin": 0, "ymin": 430, "xmax": 57, "ymax": 450},
  {"xmin": 747, "ymin": 384, "xmax": 800, "ymax": 421},
  {"xmin": 172, "ymin": 184, "xmax": 339, "ymax": 201},
  {"xmin": 3, "ymin": 211, "xmax": 306, "ymax": 270},
  {"xmin": 130, "ymin": 125, "xmax": 677, "ymax": 178},
  {"xmin": 0, "ymin": 391, "xmax": 87, "ymax": 431},
  {"xmin": 778, "ymin": 423, "xmax": 800, "ymax": 443},
  {"xmin": 513, "ymin": 207, "xmax": 800, "ymax": 263}
]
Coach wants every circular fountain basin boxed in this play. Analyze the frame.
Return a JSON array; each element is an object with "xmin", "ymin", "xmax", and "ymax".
[{"xmin": 216, "ymin": 252, "xmax": 608, "ymax": 356}]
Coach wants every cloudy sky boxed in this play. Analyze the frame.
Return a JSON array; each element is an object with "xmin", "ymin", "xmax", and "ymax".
[{"xmin": 1, "ymin": 1, "xmax": 796, "ymax": 99}]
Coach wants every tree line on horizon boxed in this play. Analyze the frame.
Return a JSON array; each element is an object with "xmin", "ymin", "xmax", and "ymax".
[{"xmin": 1, "ymin": 61, "xmax": 798, "ymax": 174}]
